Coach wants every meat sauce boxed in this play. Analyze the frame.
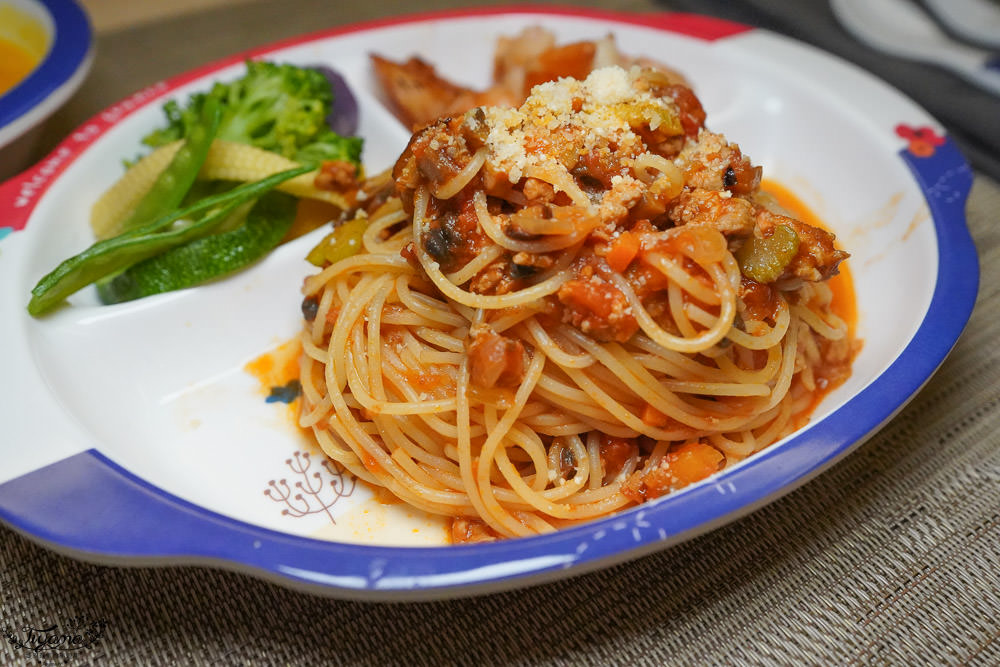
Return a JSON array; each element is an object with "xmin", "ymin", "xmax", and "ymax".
[
  {"xmin": 376, "ymin": 63, "xmax": 861, "ymax": 543},
  {"xmin": 612, "ymin": 185, "xmax": 858, "ymax": 501},
  {"xmin": 391, "ymin": 67, "xmax": 853, "ymax": 414}
]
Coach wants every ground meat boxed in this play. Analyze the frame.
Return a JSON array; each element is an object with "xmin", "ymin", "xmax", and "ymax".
[
  {"xmin": 468, "ymin": 258, "xmax": 522, "ymax": 295},
  {"xmin": 598, "ymin": 176, "xmax": 645, "ymax": 228},
  {"xmin": 511, "ymin": 251, "xmax": 554, "ymax": 271},
  {"xmin": 668, "ymin": 188, "xmax": 756, "ymax": 238},
  {"xmin": 676, "ymin": 131, "xmax": 760, "ymax": 194},
  {"xmin": 393, "ymin": 116, "xmax": 477, "ymax": 209},
  {"xmin": 314, "ymin": 160, "xmax": 359, "ymax": 191},
  {"xmin": 522, "ymin": 177, "xmax": 556, "ymax": 205},
  {"xmin": 815, "ymin": 335, "xmax": 858, "ymax": 390}
]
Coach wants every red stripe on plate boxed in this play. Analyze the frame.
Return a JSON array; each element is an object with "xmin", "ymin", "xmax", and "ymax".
[
  {"xmin": 639, "ymin": 12, "xmax": 751, "ymax": 40},
  {"xmin": 0, "ymin": 80, "xmax": 172, "ymax": 232}
]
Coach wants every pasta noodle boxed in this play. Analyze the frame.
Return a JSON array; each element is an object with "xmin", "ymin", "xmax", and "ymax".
[{"xmin": 298, "ymin": 66, "xmax": 856, "ymax": 541}]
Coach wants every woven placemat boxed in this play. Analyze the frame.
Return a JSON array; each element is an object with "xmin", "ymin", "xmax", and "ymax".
[{"xmin": 3, "ymin": 1, "xmax": 999, "ymax": 663}]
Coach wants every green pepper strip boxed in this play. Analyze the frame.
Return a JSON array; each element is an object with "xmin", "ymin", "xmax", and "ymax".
[
  {"xmin": 103, "ymin": 97, "xmax": 223, "ymax": 240},
  {"xmin": 27, "ymin": 165, "xmax": 311, "ymax": 316},
  {"xmin": 305, "ymin": 213, "xmax": 369, "ymax": 267},
  {"xmin": 98, "ymin": 191, "xmax": 298, "ymax": 304},
  {"xmin": 736, "ymin": 224, "xmax": 800, "ymax": 284}
]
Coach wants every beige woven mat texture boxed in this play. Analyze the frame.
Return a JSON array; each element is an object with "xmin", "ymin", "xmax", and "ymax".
[{"xmin": 2, "ymin": 1, "xmax": 999, "ymax": 663}]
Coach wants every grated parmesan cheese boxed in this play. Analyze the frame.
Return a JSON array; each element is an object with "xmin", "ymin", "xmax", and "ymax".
[{"xmin": 478, "ymin": 66, "xmax": 680, "ymax": 186}]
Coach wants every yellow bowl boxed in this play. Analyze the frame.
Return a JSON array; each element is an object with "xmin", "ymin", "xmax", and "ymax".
[
  {"xmin": 0, "ymin": 0, "xmax": 92, "ymax": 181},
  {"xmin": 0, "ymin": 3, "xmax": 50, "ymax": 95}
]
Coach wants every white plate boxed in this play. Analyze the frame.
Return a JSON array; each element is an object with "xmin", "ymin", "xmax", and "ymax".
[{"xmin": 0, "ymin": 7, "xmax": 978, "ymax": 600}]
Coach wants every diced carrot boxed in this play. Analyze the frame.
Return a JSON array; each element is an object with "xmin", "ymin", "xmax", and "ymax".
[
  {"xmin": 606, "ymin": 231, "xmax": 641, "ymax": 273},
  {"xmin": 667, "ymin": 441, "xmax": 724, "ymax": 487}
]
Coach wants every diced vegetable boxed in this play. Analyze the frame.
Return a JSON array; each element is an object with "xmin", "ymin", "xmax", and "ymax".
[
  {"xmin": 27, "ymin": 166, "xmax": 310, "ymax": 315},
  {"xmin": 98, "ymin": 191, "xmax": 298, "ymax": 303},
  {"xmin": 615, "ymin": 100, "xmax": 683, "ymax": 137},
  {"xmin": 666, "ymin": 441, "xmax": 725, "ymax": 487},
  {"xmin": 305, "ymin": 213, "xmax": 369, "ymax": 267},
  {"xmin": 736, "ymin": 224, "xmax": 800, "ymax": 284},
  {"xmin": 605, "ymin": 231, "xmax": 640, "ymax": 273},
  {"xmin": 311, "ymin": 65, "xmax": 359, "ymax": 137}
]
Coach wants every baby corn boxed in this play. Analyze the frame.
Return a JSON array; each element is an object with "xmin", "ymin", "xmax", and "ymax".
[{"xmin": 91, "ymin": 139, "xmax": 350, "ymax": 239}]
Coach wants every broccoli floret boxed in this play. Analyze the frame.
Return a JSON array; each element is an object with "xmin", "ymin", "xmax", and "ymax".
[
  {"xmin": 293, "ymin": 129, "xmax": 362, "ymax": 165},
  {"xmin": 141, "ymin": 60, "xmax": 360, "ymax": 166}
]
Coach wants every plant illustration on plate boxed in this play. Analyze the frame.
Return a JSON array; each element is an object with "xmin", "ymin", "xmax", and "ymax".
[{"xmin": 263, "ymin": 450, "xmax": 356, "ymax": 524}]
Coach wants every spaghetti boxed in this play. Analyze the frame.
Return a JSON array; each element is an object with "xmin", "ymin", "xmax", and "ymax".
[{"xmin": 298, "ymin": 66, "xmax": 855, "ymax": 541}]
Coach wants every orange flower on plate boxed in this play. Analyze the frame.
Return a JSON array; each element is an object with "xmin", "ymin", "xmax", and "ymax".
[{"xmin": 895, "ymin": 124, "xmax": 945, "ymax": 157}]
